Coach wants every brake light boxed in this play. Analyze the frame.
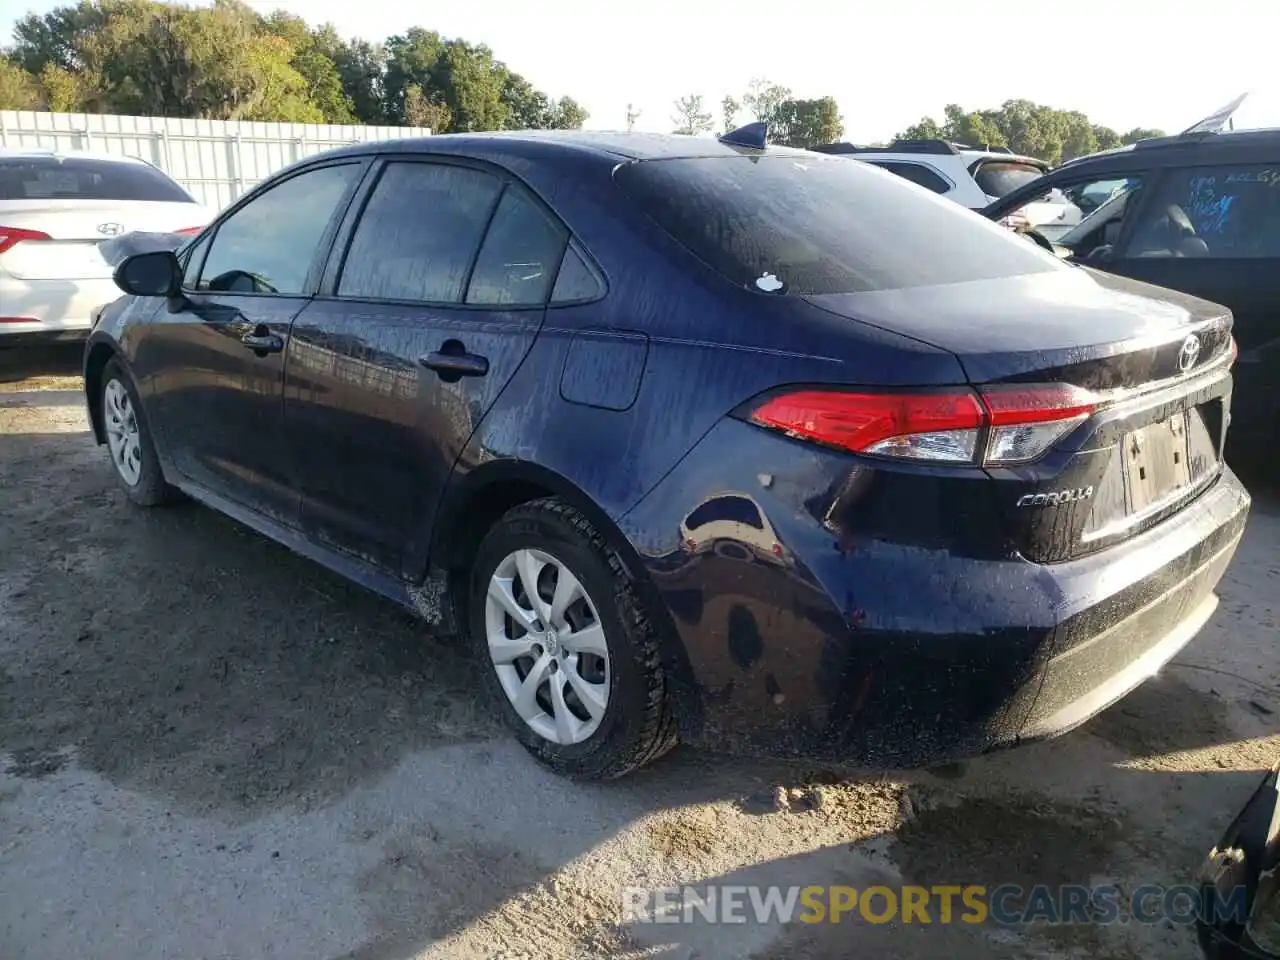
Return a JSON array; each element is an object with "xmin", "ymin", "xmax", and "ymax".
[
  {"xmin": 0, "ymin": 226, "xmax": 52, "ymax": 255},
  {"xmin": 745, "ymin": 383, "xmax": 1099, "ymax": 466},
  {"xmin": 1229, "ymin": 336, "xmax": 1238, "ymax": 366},
  {"xmin": 174, "ymin": 227, "xmax": 203, "ymax": 236}
]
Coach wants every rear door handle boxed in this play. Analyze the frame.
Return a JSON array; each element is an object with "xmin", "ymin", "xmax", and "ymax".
[
  {"xmin": 240, "ymin": 328, "xmax": 283, "ymax": 354},
  {"xmin": 419, "ymin": 341, "xmax": 489, "ymax": 379}
]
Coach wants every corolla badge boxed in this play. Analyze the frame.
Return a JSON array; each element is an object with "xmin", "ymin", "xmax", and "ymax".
[
  {"xmin": 1016, "ymin": 486, "xmax": 1095, "ymax": 508},
  {"xmin": 96, "ymin": 222, "xmax": 125, "ymax": 236},
  {"xmin": 1178, "ymin": 334, "xmax": 1202, "ymax": 373}
]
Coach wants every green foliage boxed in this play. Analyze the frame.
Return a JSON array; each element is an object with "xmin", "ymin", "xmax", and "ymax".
[
  {"xmin": 772, "ymin": 96, "xmax": 843, "ymax": 149},
  {"xmin": 0, "ymin": 0, "xmax": 587, "ymax": 132},
  {"xmin": 671, "ymin": 94, "xmax": 712, "ymax": 136},
  {"xmin": 896, "ymin": 101, "xmax": 1166, "ymax": 164},
  {"xmin": 0, "ymin": 58, "xmax": 42, "ymax": 109}
]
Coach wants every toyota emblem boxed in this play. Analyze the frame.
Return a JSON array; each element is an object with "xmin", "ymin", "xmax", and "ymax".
[
  {"xmin": 1177, "ymin": 334, "xmax": 1202, "ymax": 373},
  {"xmin": 96, "ymin": 222, "xmax": 124, "ymax": 236}
]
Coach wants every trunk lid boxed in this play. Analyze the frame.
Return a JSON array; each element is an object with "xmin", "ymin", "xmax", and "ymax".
[
  {"xmin": 805, "ymin": 268, "xmax": 1236, "ymax": 562},
  {"xmin": 0, "ymin": 200, "xmax": 208, "ymax": 280}
]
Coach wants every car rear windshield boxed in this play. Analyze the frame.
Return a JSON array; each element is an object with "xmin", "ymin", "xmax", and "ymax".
[
  {"xmin": 0, "ymin": 157, "xmax": 194, "ymax": 202},
  {"xmin": 972, "ymin": 160, "xmax": 1048, "ymax": 199},
  {"xmin": 615, "ymin": 155, "xmax": 1058, "ymax": 295}
]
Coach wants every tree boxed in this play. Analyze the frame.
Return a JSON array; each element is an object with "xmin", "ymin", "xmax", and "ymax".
[
  {"xmin": 721, "ymin": 95, "xmax": 738, "ymax": 133},
  {"xmin": 671, "ymin": 94, "xmax": 712, "ymax": 136},
  {"xmin": 1121, "ymin": 126, "xmax": 1165, "ymax": 144},
  {"xmin": 2, "ymin": 0, "xmax": 587, "ymax": 131},
  {"xmin": 742, "ymin": 77, "xmax": 790, "ymax": 125},
  {"xmin": 772, "ymin": 96, "xmax": 842, "ymax": 148},
  {"xmin": 894, "ymin": 100, "xmax": 1167, "ymax": 163},
  {"xmin": 0, "ymin": 60, "xmax": 43, "ymax": 110},
  {"xmin": 548, "ymin": 96, "xmax": 587, "ymax": 130},
  {"xmin": 403, "ymin": 82, "xmax": 449, "ymax": 130}
]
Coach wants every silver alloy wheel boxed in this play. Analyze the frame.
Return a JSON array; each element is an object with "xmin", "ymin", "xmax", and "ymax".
[
  {"xmin": 485, "ymin": 548, "xmax": 611, "ymax": 745},
  {"xmin": 103, "ymin": 378, "xmax": 143, "ymax": 487}
]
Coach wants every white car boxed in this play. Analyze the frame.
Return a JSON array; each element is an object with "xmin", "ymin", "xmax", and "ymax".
[
  {"xmin": 0, "ymin": 148, "xmax": 211, "ymax": 343},
  {"xmin": 811, "ymin": 139, "xmax": 1080, "ymax": 232}
]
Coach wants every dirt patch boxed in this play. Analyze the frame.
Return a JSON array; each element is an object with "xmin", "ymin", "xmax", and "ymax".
[
  {"xmin": 4, "ymin": 747, "xmax": 70, "ymax": 780},
  {"xmin": 649, "ymin": 808, "xmax": 723, "ymax": 861},
  {"xmin": 1087, "ymin": 674, "xmax": 1240, "ymax": 758},
  {"xmin": 896, "ymin": 793, "xmax": 1128, "ymax": 890}
]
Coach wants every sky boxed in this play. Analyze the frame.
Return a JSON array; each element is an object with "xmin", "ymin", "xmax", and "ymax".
[{"xmin": 4, "ymin": 0, "xmax": 1280, "ymax": 142}]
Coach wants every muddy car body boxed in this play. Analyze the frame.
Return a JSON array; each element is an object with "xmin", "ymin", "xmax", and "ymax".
[{"xmin": 82, "ymin": 127, "xmax": 1250, "ymax": 778}]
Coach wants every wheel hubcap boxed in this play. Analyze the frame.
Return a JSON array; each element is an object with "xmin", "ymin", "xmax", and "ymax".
[
  {"xmin": 485, "ymin": 548, "xmax": 610, "ymax": 745},
  {"xmin": 103, "ymin": 378, "xmax": 142, "ymax": 487}
]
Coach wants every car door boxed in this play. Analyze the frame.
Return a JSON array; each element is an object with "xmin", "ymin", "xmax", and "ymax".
[
  {"xmin": 284, "ymin": 157, "xmax": 572, "ymax": 574},
  {"xmin": 134, "ymin": 160, "xmax": 366, "ymax": 523},
  {"xmin": 1108, "ymin": 161, "xmax": 1280, "ymax": 363}
]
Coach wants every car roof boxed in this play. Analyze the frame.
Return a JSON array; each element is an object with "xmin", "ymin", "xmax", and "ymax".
[
  {"xmin": 0, "ymin": 146, "xmax": 149, "ymax": 165},
  {"xmin": 1057, "ymin": 127, "xmax": 1280, "ymax": 171},
  {"xmin": 321, "ymin": 129, "xmax": 817, "ymax": 164}
]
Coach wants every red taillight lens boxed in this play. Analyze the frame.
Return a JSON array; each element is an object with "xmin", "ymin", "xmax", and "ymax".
[
  {"xmin": 749, "ymin": 389, "xmax": 986, "ymax": 463},
  {"xmin": 746, "ymin": 383, "xmax": 1098, "ymax": 466},
  {"xmin": 1229, "ymin": 336, "xmax": 1238, "ymax": 366},
  {"xmin": 174, "ymin": 226, "xmax": 203, "ymax": 236},
  {"xmin": 0, "ymin": 226, "xmax": 52, "ymax": 255}
]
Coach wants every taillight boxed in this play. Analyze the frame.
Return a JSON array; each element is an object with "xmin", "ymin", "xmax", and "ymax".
[
  {"xmin": 979, "ymin": 383, "xmax": 1097, "ymax": 464},
  {"xmin": 745, "ymin": 383, "xmax": 1098, "ymax": 466},
  {"xmin": 174, "ymin": 226, "xmax": 203, "ymax": 236},
  {"xmin": 0, "ymin": 226, "xmax": 52, "ymax": 255},
  {"xmin": 1229, "ymin": 336, "xmax": 1238, "ymax": 366}
]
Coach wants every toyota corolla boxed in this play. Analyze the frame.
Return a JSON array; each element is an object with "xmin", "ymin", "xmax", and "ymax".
[{"xmin": 82, "ymin": 126, "xmax": 1250, "ymax": 779}]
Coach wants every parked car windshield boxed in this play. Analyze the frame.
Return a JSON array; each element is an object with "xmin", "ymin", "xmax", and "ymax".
[
  {"xmin": 0, "ymin": 157, "xmax": 195, "ymax": 202},
  {"xmin": 972, "ymin": 160, "xmax": 1048, "ymax": 198},
  {"xmin": 615, "ymin": 154, "xmax": 1059, "ymax": 295}
]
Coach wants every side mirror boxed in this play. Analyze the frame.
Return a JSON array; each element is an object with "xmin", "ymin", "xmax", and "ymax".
[{"xmin": 113, "ymin": 250, "xmax": 182, "ymax": 298}]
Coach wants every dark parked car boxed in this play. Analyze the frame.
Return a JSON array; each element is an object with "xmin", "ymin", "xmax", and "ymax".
[
  {"xmin": 1196, "ymin": 763, "xmax": 1280, "ymax": 959},
  {"xmin": 983, "ymin": 116, "xmax": 1280, "ymax": 460},
  {"xmin": 84, "ymin": 125, "xmax": 1250, "ymax": 780}
]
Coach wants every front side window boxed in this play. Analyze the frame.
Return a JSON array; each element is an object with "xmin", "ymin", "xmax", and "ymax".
[
  {"xmin": 616, "ymin": 154, "xmax": 1058, "ymax": 295},
  {"xmin": 867, "ymin": 160, "xmax": 952, "ymax": 195},
  {"xmin": 1000, "ymin": 174, "xmax": 1146, "ymax": 251},
  {"xmin": 1121, "ymin": 164, "xmax": 1280, "ymax": 259},
  {"xmin": 197, "ymin": 164, "xmax": 359, "ymax": 295},
  {"xmin": 338, "ymin": 162, "xmax": 502, "ymax": 303}
]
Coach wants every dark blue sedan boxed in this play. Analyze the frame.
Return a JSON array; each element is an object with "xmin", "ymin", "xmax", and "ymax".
[{"xmin": 83, "ymin": 126, "xmax": 1251, "ymax": 779}]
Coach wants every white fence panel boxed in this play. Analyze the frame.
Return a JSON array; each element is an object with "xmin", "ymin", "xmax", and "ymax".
[{"xmin": 0, "ymin": 111, "xmax": 431, "ymax": 209}]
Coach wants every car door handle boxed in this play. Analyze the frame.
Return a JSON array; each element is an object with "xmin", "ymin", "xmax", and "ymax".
[
  {"xmin": 419, "ymin": 344, "xmax": 489, "ymax": 378},
  {"xmin": 240, "ymin": 329, "xmax": 284, "ymax": 354}
]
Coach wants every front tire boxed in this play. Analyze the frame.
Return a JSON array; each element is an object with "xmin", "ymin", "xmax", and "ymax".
[
  {"xmin": 470, "ymin": 498, "xmax": 677, "ymax": 779},
  {"xmin": 100, "ymin": 358, "xmax": 181, "ymax": 507}
]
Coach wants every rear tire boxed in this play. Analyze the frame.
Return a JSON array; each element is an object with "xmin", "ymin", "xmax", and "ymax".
[
  {"xmin": 100, "ymin": 358, "xmax": 182, "ymax": 507},
  {"xmin": 469, "ymin": 497, "xmax": 677, "ymax": 780}
]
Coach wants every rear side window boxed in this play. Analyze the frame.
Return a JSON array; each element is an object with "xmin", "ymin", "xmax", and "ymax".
[
  {"xmin": 971, "ymin": 160, "xmax": 1047, "ymax": 199},
  {"xmin": 551, "ymin": 245, "xmax": 604, "ymax": 303},
  {"xmin": 466, "ymin": 187, "xmax": 568, "ymax": 306},
  {"xmin": 339, "ymin": 162, "xmax": 501, "ymax": 303},
  {"xmin": 1123, "ymin": 164, "xmax": 1280, "ymax": 259},
  {"xmin": 866, "ymin": 160, "xmax": 952, "ymax": 194},
  {"xmin": 616, "ymin": 155, "xmax": 1058, "ymax": 295},
  {"xmin": 0, "ymin": 157, "xmax": 194, "ymax": 202}
]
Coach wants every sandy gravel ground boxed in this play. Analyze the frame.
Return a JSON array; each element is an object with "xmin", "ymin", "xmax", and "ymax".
[{"xmin": 1, "ymin": 346, "xmax": 1277, "ymax": 959}]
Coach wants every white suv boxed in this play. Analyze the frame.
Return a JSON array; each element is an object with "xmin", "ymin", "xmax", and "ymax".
[{"xmin": 811, "ymin": 139, "xmax": 1080, "ymax": 237}]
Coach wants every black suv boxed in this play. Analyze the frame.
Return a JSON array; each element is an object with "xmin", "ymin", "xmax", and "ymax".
[{"xmin": 984, "ymin": 125, "xmax": 1280, "ymax": 460}]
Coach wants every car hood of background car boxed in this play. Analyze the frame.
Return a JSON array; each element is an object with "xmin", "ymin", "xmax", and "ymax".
[{"xmin": 803, "ymin": 267, "xmax": 1230, "ymax": 383}]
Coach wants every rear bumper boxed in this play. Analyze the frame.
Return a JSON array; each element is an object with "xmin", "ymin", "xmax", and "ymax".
[
  {"xmin": 621, "ymin": 417, "xmax": 1250, "ymax": 766},
  {"xmin": 0, "ymin": 276, "xmax": 116, "ymax": 336}
]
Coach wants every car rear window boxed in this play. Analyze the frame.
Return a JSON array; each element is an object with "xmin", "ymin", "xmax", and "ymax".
[
  {"xmin": 0, "ymin": 157, "xmax": 194, "ymax": 202},
  {"xmin": 972, "ymin": 160, "xmax": 1048, "ymax": 199},
  {"xmin": 615, "ymin": 155, "xmax": 1058, "ymax": 295}
]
